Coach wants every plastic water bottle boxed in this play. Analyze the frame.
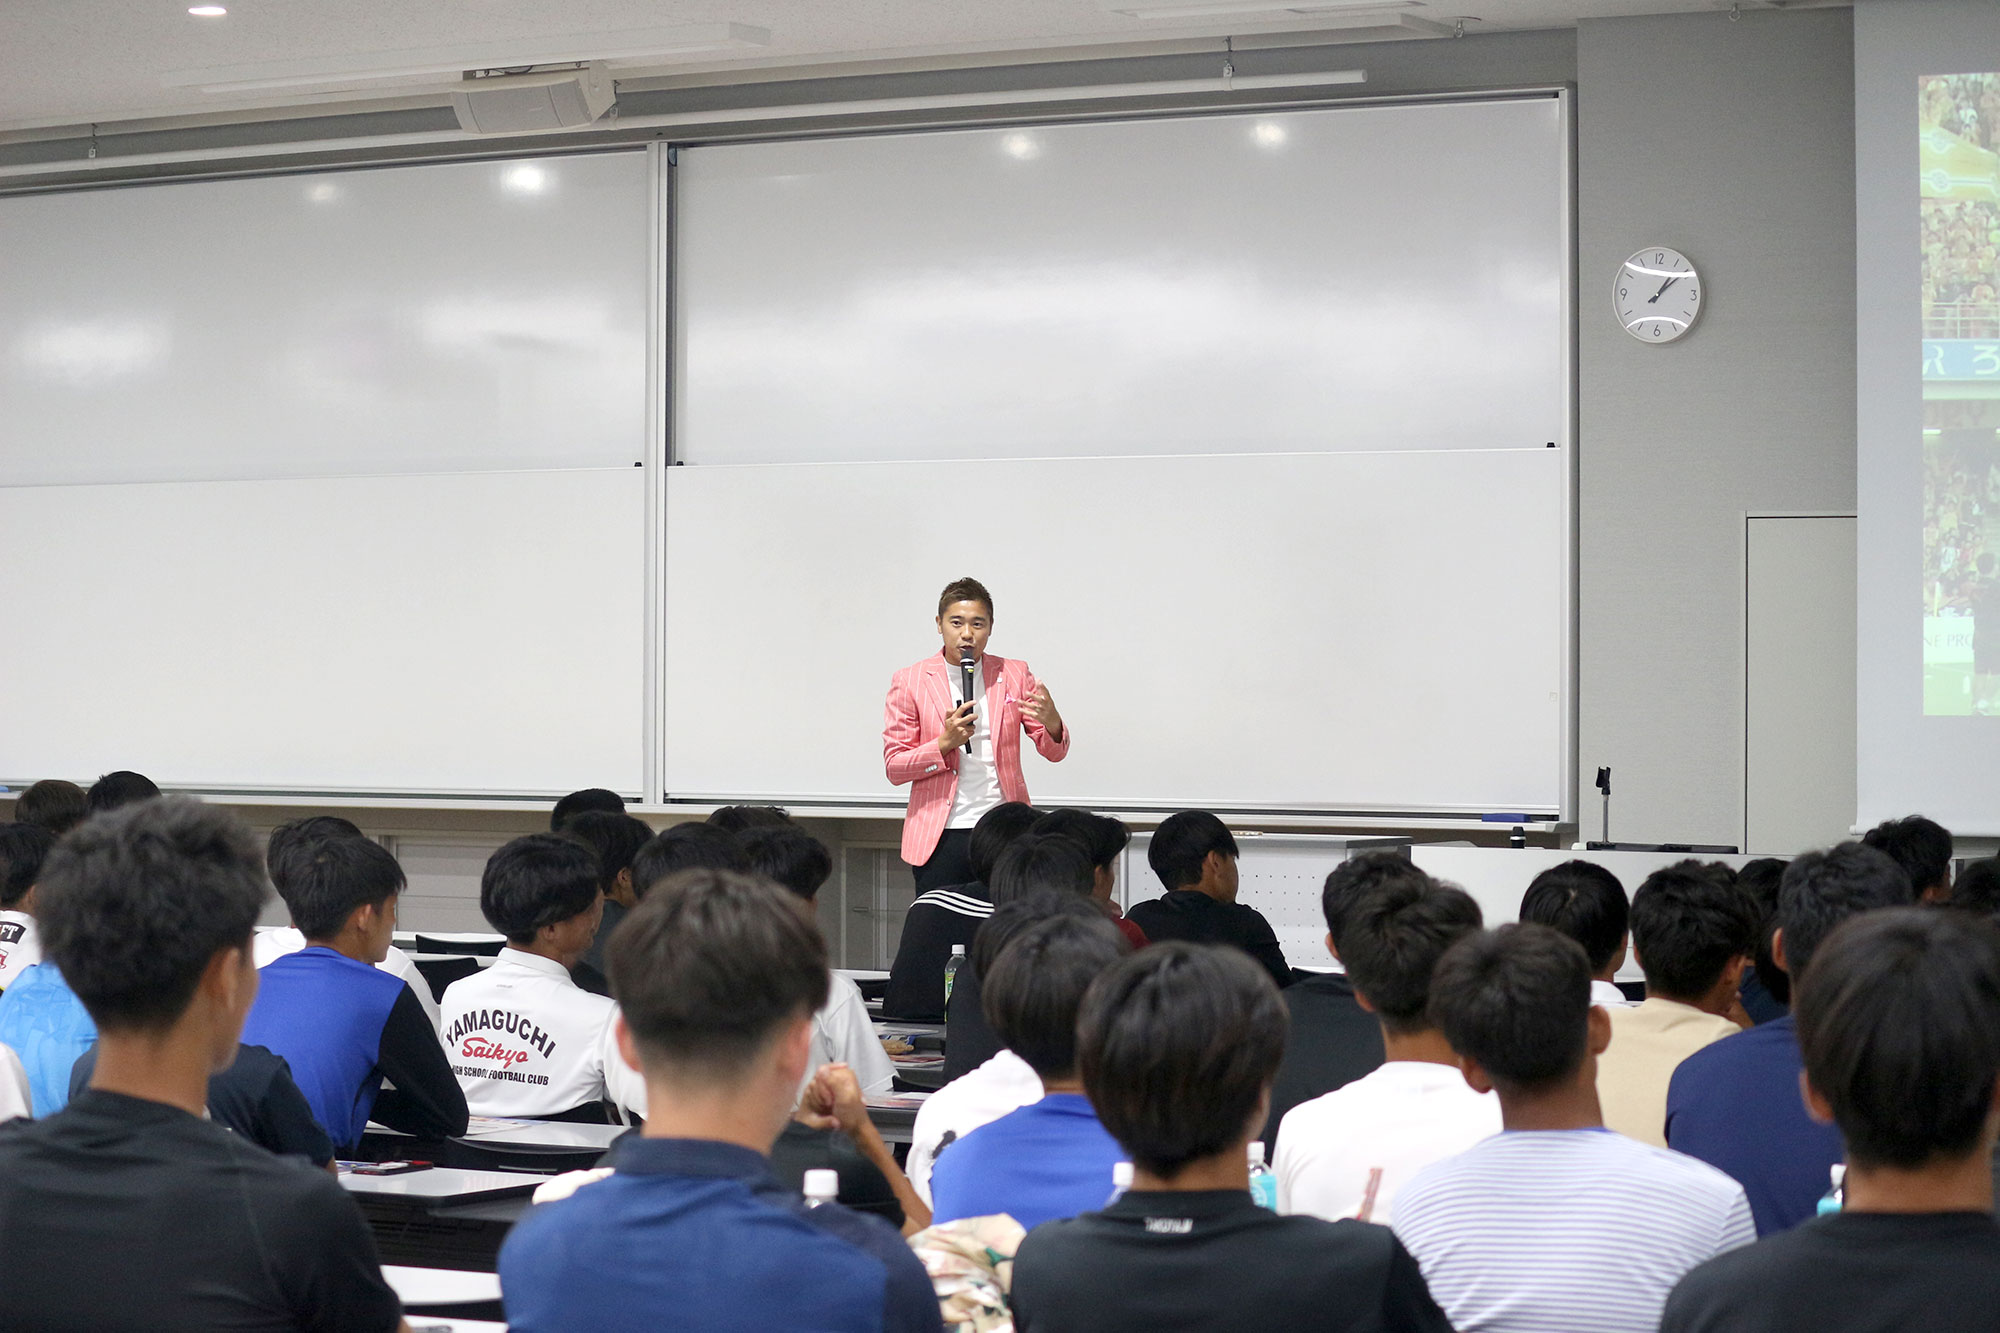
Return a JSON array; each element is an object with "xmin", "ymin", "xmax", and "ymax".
[
  {"xmin": 1816, "ymin": 1163, "xmax": 1846, "ymax": 1216},
  {"xmin": 1248, "ymin": 1141, "xmax": 1278, "ymax": 1210},
  {"xmin": 804, "ymin": 1168, "xmax": 839, "ymax": 1209},
  {"xmin": 1105, "ymin": 1161, "xmax": 1134, "ymax": 1207},
  {"xmin": 944, "ymin": 944, "xmax": 966, "ymax": 1006}
]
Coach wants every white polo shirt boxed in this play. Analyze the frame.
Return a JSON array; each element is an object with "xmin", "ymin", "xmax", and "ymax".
[
  {"xmin": 438, "ymin": 948, "xmax": 640, "ymax": 1119},
  {"xmin": 907, "ymin": 1049, "xmax": 1045, "ymax": 1206},
  {"xmin": 0, "ymin": 911, "xmax": 41, "ymax": 992},
  {"xmin": 806, "ymin": 972, "xmax": 898, "ymax": 1101},
  {"xmin": 253, "ymin": 926, "xmax": 440, "ymax": 1031}
]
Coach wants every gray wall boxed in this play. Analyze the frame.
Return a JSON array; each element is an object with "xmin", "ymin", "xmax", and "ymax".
[{"xmin": 1576, "ymin": 9, "xmax": 1857, "ymax": 847}]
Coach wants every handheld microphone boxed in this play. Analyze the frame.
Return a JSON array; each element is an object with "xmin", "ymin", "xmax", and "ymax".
[{"xmin": 960, "ymin": 655, "xmax": 978, "ymax": 756}]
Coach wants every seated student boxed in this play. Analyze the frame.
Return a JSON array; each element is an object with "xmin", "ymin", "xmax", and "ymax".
[
  {"xmin": 1393, "ymin": 924, "xmax": 1754, "ymax": 1332},
  {"xmin": 707, "ymin": 804, "xmax": 794, "ymax": 834},
  {"xmin": 1861, "ymin": 813, "xmax": 1953, "ymax": 903},
  {"xmin": 85, "ymin": 769, "xmax": 160, "ymax": 814},
  {"xmin": 0, "ymin": 1044, "xmax": 28, "ymax": 1122},
  {"xmin": 254, "ymin": 817, "xmax": 439, "ymax": 1030},
  {"xmin": 1519, "ymin": 859, "xmax": 1634, "ymax": 1008},
  {"xmin": 1597, "ymin": 862, "xmax": 1755, "ymax": 1146},
  {"xmin": 12, "ymin": 779, "xmax": 88, "ymax": 837},
  {"xmin": 438, "ymin": 834, "xmax": 642, "ymax": 1122},
  {"xmin": 549, "ymin": 786, "xmax": 624, "ymax": 831},
  {"xmin": 1733, "ymin": 858, "xmax": 1791, "ymax": 1024},
  {"xmin": 1277, "ymin": 876, "xmax": 1498, "ymax": 1224},
  {"xmin": 0, "ymin": 797, "xmax": 403, "ymax": 1332},
  {"xmin": 1663, "ymin": 908, "xmax": 2000, "ymax": 1332},
  {"xmin": 929, "ymin": 912, "xmax": 1129, "ymax": 1230},
  {"xmin": 885, "ymin": 802, "xmax": 1041, "ymax": 1021},
  {"xmin": 69, "ymin": 1038, "xmax": 334, "ymax": 1169},
  {"xmin": 741, "ymin": 824, "xmax": 895, "ymax": 1098},
  {"xmin": 631, "ymin": 821, "xmax": 751, "ymax": 896},
  {"xmin": 1011, "ymin": 942, "xmax": 1450, "ymax": 1333},
  {"xmin": 786, "ymin": 1059, "xmax": 932, "ymax": 1235},
  {"xmin": 1033, "ymin": 808, "xmax": 1145, "ymax": 948},
  {"xmin": 0, "ymin": 824, "xmax": 54, "ymax": 991},
  {"xmin": 240, "ymin": 837, "xmax": 467, "ymax": 1150},
  {"xmin": 556, "ymin": 810, "xmax": 654, "ymax": 995},
  {"xmin": 1261, "ymin": 853, "xmax": 1396, "ymax": 1150},
  {"xmin": 1128, "ymin": 811, "xmax": 1291, "ymax": 991},
  {"xmin": 498, "ymin": 869, "xmax": 940, "ymax": 1333},
  {"xmin": 1667, "ymin": 843, "xmax": 1913, "ymax": 1235},
  {"xmin": 0, "ymin": 952, "xmax": 94, "ymax": 1116}
]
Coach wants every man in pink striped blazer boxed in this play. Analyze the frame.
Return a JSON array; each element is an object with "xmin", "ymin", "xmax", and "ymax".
[{"xmin": 883, "ymin": 577, "xmax": 1071, "ymax": 892}]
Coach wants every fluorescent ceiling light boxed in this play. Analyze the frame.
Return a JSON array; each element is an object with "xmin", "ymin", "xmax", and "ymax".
[
  {"xmin": 161, "ymin": 23, "xmax": 770, "ymax": 94},
  {"xmin": 187, "ymin": 6, "xmax": 228, "ymax": 16},
  {"xmin": 1111, "ymin": 0, "xmax": 1419, "ymax": 17}
]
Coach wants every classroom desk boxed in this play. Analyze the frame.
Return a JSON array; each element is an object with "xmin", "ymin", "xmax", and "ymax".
[
  {"xmin": 406, "ymin": 1322, "xmax": 506, "ymax": 1333},
  {"xmin": 865, "ymin": 1092, "xmax": 930, "ymax": 1145},
  {"xmin": 383, "ymin": 1265, "xmax": 506, "ymax": 1325},
  {"xmin": 341, "ymin": 1165, "xmax": 536, "ymax": 1271},
  {"xmin": 361, "ymin": 1115, "xmax": 626, "ymax": 1173}
]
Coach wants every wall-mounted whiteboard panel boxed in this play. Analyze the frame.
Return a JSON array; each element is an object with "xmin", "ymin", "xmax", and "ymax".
[
  {"xmin": 0, "ymin": 152, "xmax": 649, "ymax": 486},
  {"xmin": 675, "ymin": 96, "xmax": 1565, "ymax": 464},
  {"xmin": 0, "ymin": 469, "xmax": 646, "ymax": 795},
  {"xmin": 663, "ymin": 451, "xmax": 1565, "ymax": 814}
]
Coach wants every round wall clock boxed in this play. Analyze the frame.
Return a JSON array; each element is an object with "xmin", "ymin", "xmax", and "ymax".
[{"xmin": 1614, "ymin": 247, "xmax": 1702, "ymax": 343}]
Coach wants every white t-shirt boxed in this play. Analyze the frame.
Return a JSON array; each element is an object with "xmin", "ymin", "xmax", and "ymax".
[
  {"xmin": 437, "ymin": 948, "xmax": 643, "ymax": 1119},
  {"xmin": 0, "ymin": 911, "xmax": 42, "ymax": 992},
  {"xmin": 907, "ymin": 1049, "xmax": 1044, "ymax": 1206},
  {"xmin": 0, "ymin": 1043, "xmax": 30, "ymax": 1122},
  {"xmin": 805, "ymin": 972, "xmax": 898, "ymax": 1100},
  {"xmin": 1275, "ymin": 1060, "xmax": 1502, "ymax": 1225},
  {"xmin": 945, "ymin": 659, "xmax": 1003, "ymax": 830},
  {"xmin": 253, "ymin": 926, "xmax": 441, "ymax": 1031},
  {"xmin": 1393, "ymin": 1128, "xmax": 1755, "ymax": 1333}
]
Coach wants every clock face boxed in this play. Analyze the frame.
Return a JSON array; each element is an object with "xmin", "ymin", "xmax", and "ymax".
[{"xmin": 1614, "ymin": 247, "xmax": 1701, "ymax": 343}]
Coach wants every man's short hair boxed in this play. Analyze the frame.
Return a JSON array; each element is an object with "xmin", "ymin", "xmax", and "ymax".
[
  {"xmin": 38, "ymin": 797, "xmax": 267, "ymax": 1032},
  {"xmin": 1862, "ymin": 815, "xmax": 1954, "ymax": 895},
  {"xmin": 1779, "ymin": 842, "xmax": 1915, "ymax": 979},
  {"xmin": 483, "ymin": 834, "xmax": 601, "ymax": 944},
  {"xmin": 632, "ymin": 823, "xmax": 751, "ymax": 898},
  {"xmin": 0, "ymin": 824, "xmax": 55, "ymax": 910},
  {"xmin": 87, "ymin": 771, "xmax": 160, "ymax": 814},
  {"xmin": 970, "ymin": 892, "xmax": 1103, "ymax": 980},
  {"xmin": 279, "ymin": 836, "xmax": 406, "ymax": 941},
  {"xmin": 1339, "ymin": 879, "xmax": 1483, "ymax": 1035},
  {"xmin": 1429, "ymin": 923, "xmax": 1592, "ymax": 1092},
  {"xmin": 1796, "ymin": 908, "xmax": 2000, "ymax": 1169},
  {"xmin": 1628, "ymin": 861, "xmax": 1759, "ymax": 1001},
  {"xmin": 1147, "ymin": 811, "xmax": 1237, "ymax": 893},
  {"xmin": 1519, "ymin": 861, "xmax": 1630, "ymax": 975},
  {"xmin": 606, "ymin": 868, "xmax": 829, "ymax": 1077},
  {"xmin": 1736, "ymin": 856, "xmax": 1792, "ymax": 1006},
  {"xmin": 990, "ymin": 832, "xmax": 1095, "ymax": 905},
  {"xmin": 740, "ymin": 825, "xmax": 833, "ymax": 902},
  {"xmin": 968, "ymin": 802, "xmax": 1043, "ymax": 885},
  {"xmin": 266, "ymin": 816, "xmax": 366, "ymax": 897},
  {"xmin": 1078, "ymin": 942, "xmax": 1286, "ymax": 1178},
  {"xmin": 1031, "ymin": 809, "xmax": 1130, "ymax": 871},
  {"xmin": 1322, "ymin": 851, "xmax": 1428, "ymax": 952},
  {"xmin": 550, "ymin": 787, "xmax": 625, "ymax": 831},
  {"xmin": 706, "ymin": 805, "xmax": 793, "ymax": 835},
  {"xmin": 1951, "ymin": 857, "xmax": 2000, "ymax": 920},
  {"xmin": 14, "ymin": 780, "xmax": 88, "ymax": 837},
  {"xmin": 557, "ymin": 810, "xmax": 654, "ymax": 896},
  {"xmin": 982, "ymin": 913, "xmax": 1127, "ymax": 1079},
  {"xmin": 937, "ymin": 576, "xmax": 993, "ymax": 618}
]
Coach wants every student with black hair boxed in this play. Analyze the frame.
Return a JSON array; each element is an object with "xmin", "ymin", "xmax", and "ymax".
[
  {"xmin": 1276, "ymin": 877, "xmax": 1496, "ymax": 1225},
  {"xmin": 85, "ymin": 769, "xmax": 160, "ymax": 813},
  {"xmin": 1010, "ymin": 942, "xmax": 1450, "ymax": 1333},
  {"xmin": 1393, "ymin": 924, "xmax": 1753, "ymax": 1333},
  {"xmin": 558, "ymin": 809, "xmax": 655, "ymax": 994},
  {"xmin": 631, "ymin": 821, "xmax": 751, "ymax": 896},
  {"xmin": 498, "ymin": 869, "xmax": 940, "ymax": 1332},
  {"xmin": 707, "ymin": 804, "xmax": 793, "ymax": 834},
  {"xmin": 1862, "ymin": 814, "xmax": 1954, "ymax": 902},
  {"xmin": 549, "ymin": 787, "xmax": 624, "ymax": 831},
  {"xmin": 0, "ymin": 798, "xmax": 406, "ymax": 1333},
  {"xmin": 1949, "ymin": 855, "xmax": 2000, "ymax": 921},
  {"xmin": 884, "ymin": 801, "xmax": 1041, "ymax": 1021},
  {"xmin": 1734, "ymin": 857, "xmax": 1791, "ymax": 1024},
  {"xmin": 1033, "ymin": 808, "xmax": 1144, "ymax": 947},
  {"xmin": 13, "ymin": 779, "xmax": 88, "ymax": 837},
  {"xmin": 0, "ymin": 824, "xmax": 53, "ymax": 991},
  {"xmin": 1520, "ymin": 859, "xmax": 1633, "ymax": 1008},
  {"xmin": 1597, "ymin": 861, "xmax": 1756, "ymax": 1146},
  {"xmin": 1128, "ymin": 811, "xmax": 1291, "ymax": 991},
  {"xmin": 241, "ymin": 836, "xmax": 467, "ymax": 1150},
  {"xmin": 437, "ymin": 834, "xmax": 641, "ymax": 1121},
  {"xmin": 929, "ymin": 911, "xmax": 1129, "ymax": 1230},
  {"xmin": 1668, "ymin": 843, "xmax": 1915, "ymax": 1235},
  {"xmin": 1663, "ymin": 908, "xmax": 2000, "ymax": 1331}
]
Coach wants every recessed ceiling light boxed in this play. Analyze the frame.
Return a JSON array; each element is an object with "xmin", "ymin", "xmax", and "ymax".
[
  {"xmin": 1001, "ymin": 133, "xmax": 1041, "ymax": 161},
  {"xmin": 188, "ymin": 6, "xmax": 228, "ymax": 16}
]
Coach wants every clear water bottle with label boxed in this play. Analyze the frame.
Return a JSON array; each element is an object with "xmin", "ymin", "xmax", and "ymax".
[
  {"xmin": 804, "ymin": 1168, "xmax": 839, "ymax": 1209},
  {"xmin": 1248, "ymin": 1141, "xmax": 1278, "ymax": 1210},
  {"xmin": 1105, "ymin": 1161, "xmax": 1134, "ymax": 1208},
  {"xmin": 944, "ymin": 944, "xmax": 966, "ymax": 1006},
  {"xmin": 1816, "ymin": 1163, "xmax": 1846, "ymax": 1216}
]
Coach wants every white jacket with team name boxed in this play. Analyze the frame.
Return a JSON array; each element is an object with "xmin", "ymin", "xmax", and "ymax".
[{"xmin": 437, "ymin": 948, "xmax": 643, "ymax": 1119}]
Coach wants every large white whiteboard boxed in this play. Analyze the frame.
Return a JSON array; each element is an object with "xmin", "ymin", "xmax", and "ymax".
[
  {"xmin": 662, "ymin": 451, "xmax": 1566, "ymax": 814},
  {"xmin": 0, "ymin": 469, "xmax": 647, "ymax": 795}
]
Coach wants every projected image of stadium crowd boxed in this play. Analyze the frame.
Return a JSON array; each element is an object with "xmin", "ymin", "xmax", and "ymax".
[{"xmin": 1923, "ymin": 73, "xmax": 2000, "ymax": 715}]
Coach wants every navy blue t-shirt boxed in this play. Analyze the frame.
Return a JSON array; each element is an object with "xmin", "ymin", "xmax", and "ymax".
[
  {"xmin": 930, "ymin": 1092, "xmax": 1124, "ymax": 1231},
  {"xmin": 1666, "ymin": 1015, "xmax": 1842, "ymax": 1236}
]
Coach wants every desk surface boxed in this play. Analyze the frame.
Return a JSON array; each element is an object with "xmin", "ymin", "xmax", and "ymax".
[
  {"xmin": 384, "ymin": 1266, "xmax": 503, "ymax": 1308},
  {"xmin": 339, "ymin": 1164, "xmax": 539, "ymax": 1205},
  {"xmin": 460, "ymin": 1117, "xmax": 627, "ymax": 1153}
]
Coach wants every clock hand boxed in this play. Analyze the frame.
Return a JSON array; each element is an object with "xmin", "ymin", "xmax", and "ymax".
[{"xmin": 1647, "ymin": 275, "xmax": 1680, "ymax": 304}]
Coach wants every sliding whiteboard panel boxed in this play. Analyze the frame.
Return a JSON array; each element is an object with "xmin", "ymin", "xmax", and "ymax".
[
  {"xmin": 0, "ymin": 152, "xmax": 649, "ymax": 486},
  {"xmin": 662, "ymin": 451, "xmax": 1565, "ymax": 813},
  {"xmin": 675, "ymin": 96, "xmax": 1566, "ymax": 464},
  {"xmin": 0, "ymin": 469, "xmax": 646, "ymax": 795}
]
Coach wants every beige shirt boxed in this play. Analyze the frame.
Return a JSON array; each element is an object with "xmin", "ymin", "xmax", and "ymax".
[{"xmin": 1597, "ymin": 996, "xmax": 1741, "ymax": 1146}]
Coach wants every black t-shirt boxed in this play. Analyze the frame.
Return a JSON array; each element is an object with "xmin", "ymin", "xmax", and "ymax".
[
  {"xmin": 0, "ymin": 1088, "xmax": 402, "ymax": 1333},
  {"xmin": 1126, "ymin": 891, "xmax": 1294, "ymax": 991},
  {"xmin": 1012, "ymin": 1189, "xmax": 1449, "ymax": 1333},
  {"xmin": 1262, "ymin": 971, "xmax": 1385, "ymax": 1151},
  {"xmin": 942, "ymin": 958, "xmax": 1001, "ymax": 1081},
  {"xmin": 70, "ymin": 1042, "xmax": 335, "ymax": 1167},
  {"xmin": 1663, "ymin": 1210, "xmax": 2000, "ymax": 1332},
  {"xmin": 769, "ymin": 1120, "xmax": 903, "ymax": 1227}
]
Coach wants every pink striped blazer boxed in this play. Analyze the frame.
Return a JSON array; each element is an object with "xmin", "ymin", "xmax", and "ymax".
[{"xmin": 882, "ymin": 651, "xmax": 1071, "ymax": 866}]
